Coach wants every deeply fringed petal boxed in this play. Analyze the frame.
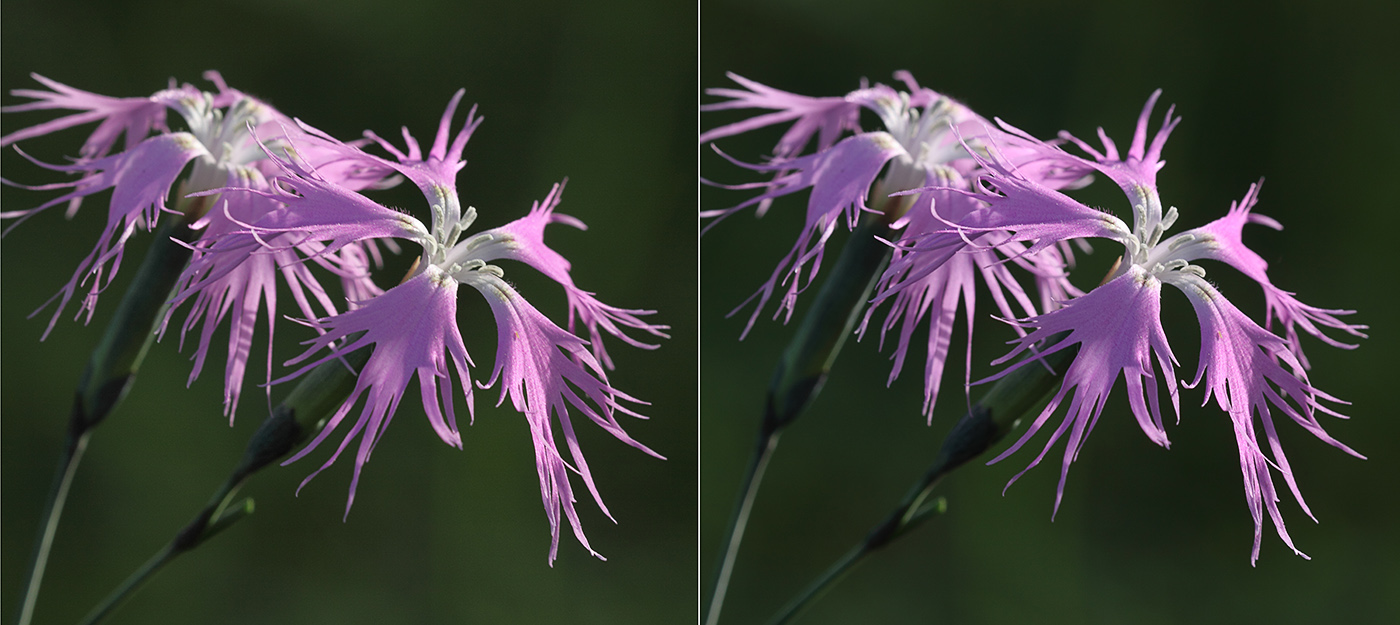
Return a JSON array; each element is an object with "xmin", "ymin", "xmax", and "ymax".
[
  {"xmin": 452, "ymin": 181, "xmax": 668, "ymax": 368},
  {"xmin": 985, "ymin": 266, "xmax": 1180, "ymax": 515},
  {"xmin": 704, "ymin": 132, "xmax": 906, "ymax": 335},
  {"xmin": 865, "ymin": 184, "xmax": 1048, "ymax": 420},
  {"xmin": 951, "ymin": 145, "xmax": 1134, "ymax": 253},
  {"xmin": 1, "ymin": 73, "xmax": 192, "ymax": 160},
  {"xmin": 163, "ymin": 187, "xmax": 345, "ymax": 422},
  {"xmin": 467, "ymin": 272, "xmax": 661, "ymax": 564},
  {"xmin": 2, "ymin": 132, "xmax": 210, "ymax": 336},
  {"xmin": 1042, "ymin": 89, "xmax": 1180, "ymax": 197},
  {"xmin": 1165, "ymin": 182, "xmax": 1367, "ymax": 368},
  {"xmin": 278, "ymin": 267, "xmax": 473, "ymax": 517},
  {"xmin": 700, "ymin": 73, "xmax": 863, "ymax": 160},
  {"xmin": 1169, "ymin": 272, "xmax": 1363, "ymax": 564},
  {"xmin": 294, "ymin": 90, "xmax": 480, "ymax": 207},
  {"xmin": 218, "ymin": 136, "xmax": 432, "ymax": 254}
]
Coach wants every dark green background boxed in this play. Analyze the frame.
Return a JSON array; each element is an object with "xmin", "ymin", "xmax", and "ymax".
[
  {"xmin": 2, "ymin": 0, "xmax": 696, "ymax": 623},
  {"xmin": 703, "ymin": 0, "xmax": 1397, "ymax": 624}
]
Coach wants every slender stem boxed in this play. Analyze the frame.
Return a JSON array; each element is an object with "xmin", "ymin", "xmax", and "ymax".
[
  {"xmin": 74, "ymin": 342, "xmax": 370, "ymax": 623},
  {"xmin": 768, "ymin": 543, "xmax": 866, "ymax": 625},
  {"xmin": 764, "ymin": 335, "xmax": 1080, "ymax": 623},
  {"xmin": 11, "ymin": 199, "xmax": 206, "ymax": 625},
  {"xmin": 71, "ymin": 411, "xmax": 279, "ymax": 624},
  {"xmin": 13, "ymin": 428, "xmax": 89, "ymax": 625},
  {"xmin": 76, "ymin": 545, "xmax": 176, "ymax": 625},
  {"xmin": 76, "ymin": 497, "xmax": 253, "ymax": 625},
  {"xmin": 704, "ymin": 428, "xmax": 782, "ymax": 625},
  {"xmin": 768, "ymin": 491, "xmax": 952, "ymax": 625},
  {"xmin": 707, "ymin": 212, "xmax": 897, "ymax": 625}
]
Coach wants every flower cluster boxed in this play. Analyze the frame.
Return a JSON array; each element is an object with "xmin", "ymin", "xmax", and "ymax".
[
  {"xmin": 4, "ymin": 73, "xmax": 667, "ymax": 562},
  {"xmin": 702, "ymin": 71, "xmax": 1090, "ymax": 418},
  {"xmin": 703, "ymin": 73, "xmax": 1364, "ymax": 562},
  {"xmin": 1, "ymin": 72, "xmax": 393, "ymax": 417}
]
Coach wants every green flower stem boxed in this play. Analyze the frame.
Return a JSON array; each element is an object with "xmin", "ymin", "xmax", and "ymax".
[
  {"xmin": 76, "ymin": 343, "xmax": 371, "ymax": 625},
  {"xmin": 12, "ymin": 429, "xmax": 88, "ymax": 625},
  {"xmin": 13, "ymin": 195, "xmax": 209, "ymax": 625},
  {"xmin": 764, "ymin": 214, "xmax": 900, "ymax": 432},
  {"xmin": 705, "ymin": 208, "xmax": 899, "ymax": 625},
  {"xmin": 704, "ymin": 428, "xmax": 781, "ymax": 625},
  {"xmin": 76, "ymin": 498, "xmax": 255, "ymax": 625},
  {"xmin": 768, "ymin": 334, "xmax": 1078, "ymax": 624},
  {"xmin": 768, "ymin": 498, "xmax": 948, "ymax": 625}
]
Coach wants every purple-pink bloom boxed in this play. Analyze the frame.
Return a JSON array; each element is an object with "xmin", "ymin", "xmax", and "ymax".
[
  {"xmin": 208, "ymin": 91, "xmax": 666, "ymax": 563},
  {"xmin": 921, "ymin": 91, "xmax": 1365, "ymax": 563},
  {"xmin": 1, "ymin": 73, "xmax": 182, "ymax": 161},
  {"xmin": 703, "ymin": 72, "xmax": 1087, "ymax": 418},
  {"xmin": 3, "ymin": 131, "xmax": 210, "ymax": 335},
  {"xmin": 2, "ymin": 72, "xmax": 395, "ymax": 420}
]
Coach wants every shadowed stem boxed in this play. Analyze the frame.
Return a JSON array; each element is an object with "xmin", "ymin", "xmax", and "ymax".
[
  {"xmin": 767, "ymin": 334, "xmax": 1078, "ymax": 624},
  {"xmin": 704, "ymin": 212, "xmax": 896, "ymax": 625},
  {"xmin": 76, "ymin": 343, "xmax": 371, "ymax": 625},
  {"xmin": 13, "ymin": 198, "xmax": 206, "ymax": 625},
  {"xmin": 13, "ymin": 427, "xmax": 89, "ymax": 625},
  {"xmin": 767, "ymin": 518, "xmax": 919, "ymax": 625},
  {"xmin": 76, "ymin": 486, "xmax": 255, "ymax": 625},
  {"xmin": 704, "ymin": 427, "xmax": 781, "ymax": 625}
]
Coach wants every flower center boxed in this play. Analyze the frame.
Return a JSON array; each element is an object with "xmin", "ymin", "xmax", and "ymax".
[
  {"xmin": 173, "ymin": 94, "xmax": 278, "ymax": 193},
  {"xmin": 875, "ymin": 94, "xmax": 968, "ymax": 193},
  {"xmin": 1109, "ymin": 185, "xmax": 1208, "ymax": 283}
]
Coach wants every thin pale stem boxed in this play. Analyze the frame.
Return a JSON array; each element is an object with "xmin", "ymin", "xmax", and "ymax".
[
  {"xmin": 704, "ymin": 428, "xmax": 782, "ymax": 625},
  {"xmin": 768, "ymin": 543, "xmax": 867, "ymax": 625},
  {"xmin": 76, "ymin": 493, "xmax": 253, "ymax": 625},
  {"xmin": 11, "ymin": 198, "xmax": 207, "ymax": 625},
  {"xmin": 763, "ymin": 334, "xmax": 1079, "ymax": 623},
  {"xmin": 706, "ymin": 209, "xmax": 896, "ymax": 625},
  {"xmin": 74, "ymin": 342, "xmax": 371, "ymax": 623},
  {"xmin": 769, "ymin": 485, "xmax": 951, "ymax": 625},
  {"xmin": 13, "ymin": 429, "xmax": 89, "ymax": 625},
  {"xmin": 77, "ymin": 545, "xmax": 176, "ymax": 625}
]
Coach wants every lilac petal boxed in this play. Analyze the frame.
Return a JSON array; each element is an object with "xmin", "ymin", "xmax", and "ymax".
[
  {"xmin": 163, "ymin": 191, "xmax": 342, "ymax": 422},
  {"xmin": 871, "ymin": 134, "xmax": 1092, "ymax": 338},
  {"xmin": 279, "ymin": 267, "xmax": 473, "ymax": 519},
  {"xmin": 1050, "ymin": 89, "xmax": 1181, "ymax": 196},
  {"xmin": 469, "ymin": 272, "xmax": 660, "ymax": 564},
  {"xmin": 458, "ymin": 182, "xmax": 668, "ymax": 367},
  {"xmin": 953, "ymin": 144, "xmax": 1133, "ymax": 253},
  {"xmin": 199, "ymin": 70, "xmax": 245, "ymax": 109},
  {"xmin": 177, "ymin": 242, "xmax": 282, "ymax": 420},
  {"xmin": 866, "ymin": 187, "xmax": 1046, "ymax": 420},
  {"xmin": 224, "ymin": 137, "xmax": 431, "ymax": 253},
  {"xmin": 1, "ymin": 74, "xmax": 189, "ymax": 160},
  {"xmin": 705, "ymin": 132, "xmax": 905, "ymax": 336},
  {"xmin": 1170, "ymin": 272, "xmax": 1362, "ymax": 563},
  {"xmin": 874, "ymin": 178, "xmax": 976, "ymax": 294},
  {"xmin": 871, "ymin": 246, "xmax": 978, "ymax": 419},
  {"xmin": 1168, "ymin": 182, "xmax": 1367, "ymax": 368},
  {"xmin": 328, "ymin": 241, "xmax": 388, "ymax": 307},
  {"xmin": 2, "ymin": 133, "xmax": 210, "ymax": 337},
  {"xmin": 985, "ymin": 122, "xmax": 1098, "ymax": 192},
  {"xmin": 700, "ymin": 73, "xmax": 863, "ymax": 159},
  {"xmin": 985, "ymin": 267, "xmax": 1179, "ymax": 517},
  {"xmin": 296, "ymin": 90, "xmax": 481, "ymax": 203}
]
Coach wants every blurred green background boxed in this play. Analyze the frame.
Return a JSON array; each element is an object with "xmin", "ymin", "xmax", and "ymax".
[
  {"xmin": 702, "ymin": 0, "xmax": 1397, "ymax": 624},
  {"xmin": 2, "ymin": 0, "xmax": 695, "ymax": 623}
]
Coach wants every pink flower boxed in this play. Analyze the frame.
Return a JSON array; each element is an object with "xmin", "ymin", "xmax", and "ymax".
[
  {"xmin": 211, "ymin": 92, "xmax": 666, "ymax": 563},
  {"xmin": 928, "ymin": 91, "xmax": 1366, "ymax": 563},
  {"xmin": 2, "ymin": 72, "xmax": 394, "ymax": 420},
  {"xmin": 702, "ymin": 72, "xmax": 1087, "ymax": 418}
]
